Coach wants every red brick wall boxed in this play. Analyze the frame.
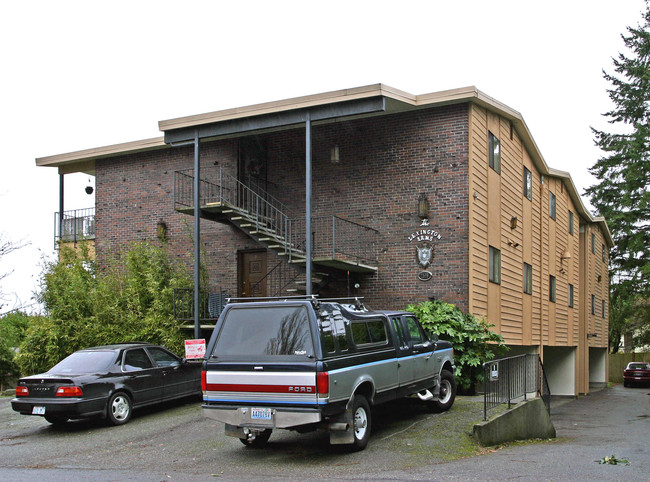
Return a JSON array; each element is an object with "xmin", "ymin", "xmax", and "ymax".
[{"xmin": 95, "ymin": 104, "xmax": 470, "ymax": 311}]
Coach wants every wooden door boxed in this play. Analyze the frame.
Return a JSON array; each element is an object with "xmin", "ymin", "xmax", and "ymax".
[{"xmin": 239, "ymin": 251, "xmax": 267, "ymax": 297}]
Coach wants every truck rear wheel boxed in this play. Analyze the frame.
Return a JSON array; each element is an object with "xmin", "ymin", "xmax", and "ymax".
[
  {"xmin": 431, "ymin": 369, "xmax": 456, "ymax": 412},
  {"xmin": 240, "ymin": 428, "xmax": 272, "ymax": 448},
  {"xmin": 349, "ymin": 395, "xmax": 371, "ymax": 451}
]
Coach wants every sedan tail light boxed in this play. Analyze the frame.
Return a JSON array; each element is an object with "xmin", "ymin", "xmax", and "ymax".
[
  {"xmin": 16, "ymin": 386, "xmax": 29, "ymax": 397},
  {"xmin": 56, "ymin": 386, "xmax": 83, "ymax": 397}
]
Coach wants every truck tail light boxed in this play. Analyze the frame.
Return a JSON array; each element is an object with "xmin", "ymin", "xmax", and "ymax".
[
  {"xmin": 201, "ymin": 370, "xmax": 207, "ymax": 391},
  {"xmin": 56, "ymin": 386, "xmax": 83, "ymax": 397},
  {"xmin": 317, "ymin": 371, "xmax": 329, "ymax": 396},
  {"xmin": 16, "ymin": 386, "xmax": 29, "ymax": 397}
]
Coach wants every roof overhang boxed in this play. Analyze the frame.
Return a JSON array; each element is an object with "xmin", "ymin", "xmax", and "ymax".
[
  {"xmin": 36, "ymin": 137, "xmax": 167, "ymax": 174},
  {"xmin": 34, "ymin": 83, "xmax": 611, "ymax": 244}
]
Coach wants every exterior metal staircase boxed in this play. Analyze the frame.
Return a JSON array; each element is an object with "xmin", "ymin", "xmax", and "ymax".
[{"xmin": 174, "ymin": 167, "xmax": 378, "ymax": 296}]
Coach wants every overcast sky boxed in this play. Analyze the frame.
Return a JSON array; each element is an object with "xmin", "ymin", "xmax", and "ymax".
[{"xmin": 0, "ymin": 0, "xmax": 646, "ymax": 314}]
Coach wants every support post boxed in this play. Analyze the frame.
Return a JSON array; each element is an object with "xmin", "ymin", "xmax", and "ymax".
[
  {"xmin": 305, "ymin": 113, "xmax": 312, "ymax": 296},
  {"xmin": 58, "ymin": 173, "xmax": 64, "ymax": 248},
  {"xmin": 193, "ymin": 130, "xmax": 201, "ymax": 340}
]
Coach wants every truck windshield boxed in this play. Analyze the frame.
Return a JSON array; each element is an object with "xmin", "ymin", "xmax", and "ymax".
[{"xmin": 212, "ymin": 305, "xmax": 314, "ymax": 358}]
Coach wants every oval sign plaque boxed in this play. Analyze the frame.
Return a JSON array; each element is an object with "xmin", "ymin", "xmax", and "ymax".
[{"xmin": 418, "ymin": 271, "xmax": 433, "ymax": 282}]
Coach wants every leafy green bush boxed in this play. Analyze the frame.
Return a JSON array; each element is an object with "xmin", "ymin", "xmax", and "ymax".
[
  {"xmin": 16, "ymin": 242, "xmax": 193, "ymax": 375},
  {"xmin": 406, "ymin": 300, "xmax": 507, "ymax": 393},
  {"xmin": 0, "ymin": 311, "xmax": 31, "ymax": 389}
]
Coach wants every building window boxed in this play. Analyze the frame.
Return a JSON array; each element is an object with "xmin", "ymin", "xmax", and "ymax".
[
  {"xmin": 591, "ymin": 233, "xmax": 596, "ymax": 254},
  {"xmin": 489, "ymin": 246, "xmax": 501, "ymax": 284},
  {"xmin": 602, "ymin": 244, "xmax": 607, "ymax": 263},
  {"xmin": 568, "ymin": 211, "xmax": 574, "ymax": 235},
  {"xmin": 569, "ymin": 284, "xmax": 574, "ymax": 308},
  {"xmin": 549, "ymin": 191, "xmax": 556, "ymax": 220},
  {"xmin": 591, "ymin": 294, "xmax": 596, "ymax": 315},
  {"xmin": 523, "ymin": 263, "xmax": 533, "ymax": 294},
  {"xmin": 549, "ymin": 275, "xmax": 556, "ymax": 302},
  {"xmin": 602, "ymin": 300, "xmax": 606, "ymax": 319},
  {"xmin": 489, "ymin": 132, "xmax": 501, "ymax": 174},
  {"xmin": 523, "ymin": 167, "xmax": 532, "ymax": 201}
]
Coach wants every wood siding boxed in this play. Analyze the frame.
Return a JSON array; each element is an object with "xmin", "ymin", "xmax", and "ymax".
[{"xmin": 468, "ymin": 104, "xmax": 608, "ymax": 360}]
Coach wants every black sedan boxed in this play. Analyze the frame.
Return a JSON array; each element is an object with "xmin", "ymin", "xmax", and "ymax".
[{"xmin": 11, "ymin": 342, "xmax": 202, "ymax": 425}]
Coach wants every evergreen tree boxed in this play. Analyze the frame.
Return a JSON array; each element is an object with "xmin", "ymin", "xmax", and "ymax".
[{"xmin": 586, "ymin": 2, "xmax": 650, "ymax": 352}]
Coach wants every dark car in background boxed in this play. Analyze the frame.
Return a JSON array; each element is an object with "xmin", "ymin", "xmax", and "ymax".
[
  {"xmin": 623, "ymin": 362, "xmax": 650, "ymax": 387},
  {"xmin": 11, "ymin": 343, "xmax": 202, "ymax": 425}
]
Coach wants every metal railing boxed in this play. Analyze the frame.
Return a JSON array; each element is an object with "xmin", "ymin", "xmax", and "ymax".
[
  {"xmin": 289, "ymin": 215, "xmax": 379, "ymax": 267},
  {"xmin": 54, "ymin": 207, "xmax": 96, "ymax": 247},
  {"xmin": 174, "ymin": 168, "xmax": 379, "ymax": 267},
  {"xmin": 175, "ymin": 167, "xmax": 294, "ymax": 241},
  {"xmin": 248, "ymin": 260, "xmax": 304, "ymax": 297},
  {"xmin": 482, "ymin": 354, "xmax": 551, "ymax": 421},
  {"xmin": 173, "ymin": 288, "xmax": 228, "ymax": 323}
]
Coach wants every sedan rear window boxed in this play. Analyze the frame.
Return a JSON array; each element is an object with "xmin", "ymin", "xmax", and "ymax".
[
  {"xmin": 48, "ymin": 351, "xmax": 117, "ymax": 374},
  {"xmin": 212, "ymin": 306, "xmax": 314, "ymax": 359}
]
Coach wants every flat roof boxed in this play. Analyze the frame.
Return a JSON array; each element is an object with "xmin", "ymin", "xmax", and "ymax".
[{"xmin": 35, "ymin": 84, "xmax": 612, "ymax": 245}]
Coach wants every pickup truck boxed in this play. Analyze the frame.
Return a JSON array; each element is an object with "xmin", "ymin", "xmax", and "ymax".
[{"xmin": 201, "ymin": 297, "xmax": 455, "ymax": 451}]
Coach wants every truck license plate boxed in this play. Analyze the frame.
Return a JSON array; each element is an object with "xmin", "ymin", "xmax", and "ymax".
[
  {"xmin": 32, "ymin": 406, "xmax": 46, "ymax": 415},
  {"xmin": 251, "ymin": 408, "xmax": 272, "ymax": 420}
]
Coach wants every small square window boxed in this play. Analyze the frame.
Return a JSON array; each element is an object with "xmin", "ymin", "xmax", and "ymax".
[
  {"xmin": 523, "ymin": 167, "xmax": 532, "ymax": 201},
  {"xmin": 549, "ymin": 275, "xmax": 556, "ymax": 303},
  {"xmin": 489, "ymin": 246, "xmax": 501, "ymax": 284},
  {"xmin": 549, "ymin": 192, "xmax": 556, "ymax": 220},
  {"xmin": 523, "ymin": 263, "xmax": 533, "ymax": 294},
  {"xmin": 568, "ymin": 284, "xmax": 574, "ymax": 308},
  {"xmin": 568, "ymin": 211, "xmax": 574, "ymax": 235},
  {"xmin": 489, "ymin": 132, "xmax": 501, "ymax": 174}
]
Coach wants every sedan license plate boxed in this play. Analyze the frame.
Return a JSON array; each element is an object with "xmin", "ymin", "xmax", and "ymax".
[
  {"xmin": 32, "ymin": 406, "xmax": 46, "ymax": 415},
  {"xmin": 251, "ymin": 408, "xmax": 272, "ymax": 420}
]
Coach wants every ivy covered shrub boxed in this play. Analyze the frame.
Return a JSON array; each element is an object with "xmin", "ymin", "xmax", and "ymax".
[
  {"xmin": 16, "ymin": 242, "xmax": 192, "ymax": 375},
  {"xmin": 406, "ymin": 300, "xmax": 507, "ymax": 394}
]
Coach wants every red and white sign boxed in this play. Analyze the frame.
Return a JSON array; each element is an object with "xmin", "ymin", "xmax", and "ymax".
[{"xmin": 184, "ymin": 339, "xmax": 206, "ymax": 359}]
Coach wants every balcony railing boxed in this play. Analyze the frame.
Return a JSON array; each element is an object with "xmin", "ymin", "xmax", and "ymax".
[
  {"xmin": 54, "ymin": 208, "xmax": 96, "ymax": 247},
  {"xmin": 289, "ymin": 215, "xmax": 379, "ymax": 268}
]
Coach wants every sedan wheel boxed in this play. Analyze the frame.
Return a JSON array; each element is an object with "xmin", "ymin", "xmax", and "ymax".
[{"xmin": 107, "ymin": 392, "xmax": 132, "ymax": 425}]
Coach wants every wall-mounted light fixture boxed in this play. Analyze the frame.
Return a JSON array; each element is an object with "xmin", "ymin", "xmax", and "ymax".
[
  {"xmin": 510, "ymin": 216, "xmax": 518, "ymax": 229},
  {"xmin": 587, "ymin": 332, "xmax": 599, "ymax": 339},
  {"xmin": 157, "ymin": 220, "xmax": 168, "ymax": 241},
  {"xmin": 418, "ymin": 193, "xmax": 429, "ymax": 219},
  {"xmin": 560, "ymin": 249, "xmax": 571, "ymax": 274},
  {"xmin": 330, "ymin": 145, "xmax": 340, "ymax": 163}
]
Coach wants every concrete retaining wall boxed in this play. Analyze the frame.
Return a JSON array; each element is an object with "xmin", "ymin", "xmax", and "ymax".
[{"xmin": 473, "ymin": 398, "xmax": 556, "ymax": 446}]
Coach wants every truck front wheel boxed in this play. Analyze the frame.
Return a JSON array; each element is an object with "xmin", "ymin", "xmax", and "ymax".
[{"xmin": 432, "ymin": 369, "xmax": 456, "ymax": 412}]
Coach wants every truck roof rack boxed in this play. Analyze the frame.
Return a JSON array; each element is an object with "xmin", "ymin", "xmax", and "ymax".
[{"xmin": 225, "ymin": 295, "xmax": 366, "ymax": 310}]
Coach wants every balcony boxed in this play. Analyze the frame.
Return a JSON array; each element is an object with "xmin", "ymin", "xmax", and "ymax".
[{"xmin": 54, "ymin": 207, "xmax": 96, "ymax": 248}]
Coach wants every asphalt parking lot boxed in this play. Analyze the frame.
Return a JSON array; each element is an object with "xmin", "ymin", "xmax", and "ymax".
[
  {"xmin": 1, "ymin": 385, "xmax": 648, "ymax": 481},
  {"xmin": 0, "ymin": 394, "xmax": 486, "ymax": 481}
]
